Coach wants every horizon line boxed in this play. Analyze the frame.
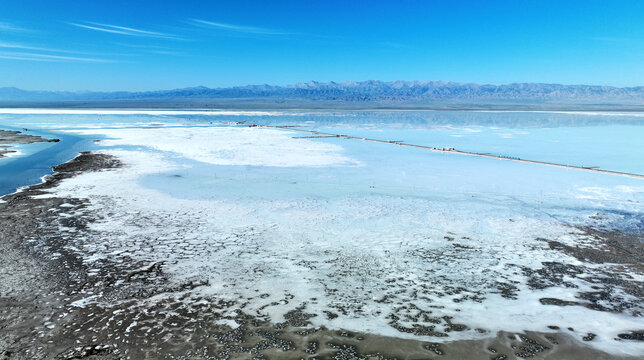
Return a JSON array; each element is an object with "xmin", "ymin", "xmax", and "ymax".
[{"xmin": 2, "ymin": 79, "xmax": 644, "ymax": 93}]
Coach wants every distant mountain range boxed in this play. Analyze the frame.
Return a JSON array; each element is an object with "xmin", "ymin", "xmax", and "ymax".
[{"xmin": 1, "ymin": 81, "xmax": 644, "ymax": 110}]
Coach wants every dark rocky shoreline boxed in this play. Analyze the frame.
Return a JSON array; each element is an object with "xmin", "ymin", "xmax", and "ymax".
[
  {"xmin": 0, "ymin": 152, "xmax": 642, "ymax": 359},
  {"xmin": 0, "ymin": 129, "xmax": 59, "ymax": 158}
]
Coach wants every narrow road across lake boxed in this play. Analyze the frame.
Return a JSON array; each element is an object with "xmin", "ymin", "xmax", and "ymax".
[{"xmin": 252, "ymin": 124, "xmax": 644, "ymax": 179}]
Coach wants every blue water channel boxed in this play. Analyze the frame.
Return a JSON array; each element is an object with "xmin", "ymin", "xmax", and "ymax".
[{"xmin": 0, "ymin": 127, "xmax": 96, "ymax": 196}]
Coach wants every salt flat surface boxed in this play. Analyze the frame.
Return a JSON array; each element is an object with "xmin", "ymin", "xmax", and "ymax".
[
  {"xmin": 0, "ymin": 108, "xmax": 288, "ymax": 116},
  {"xmin": 3, "ymin": 112, "xmax": 643, "ymax": 356},
  {"xmin": 65, "ymin": 127, "xmax": 360, "ymax": 167}
]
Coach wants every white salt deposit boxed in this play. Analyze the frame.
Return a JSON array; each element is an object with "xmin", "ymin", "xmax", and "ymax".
[
  {"xmin": 64, "ymin": 126, "xmax": 360, "ymax": 167},
  {"xmin": 0, "ymin": 149, "xmax": 21, "ymax": 158},
  {"xmin": 0, "ymin": 108, "xmax": 290, "ymax": 116}
]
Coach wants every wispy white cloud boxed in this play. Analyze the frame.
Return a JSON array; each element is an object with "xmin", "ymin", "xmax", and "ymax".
[
  {"xmin": 0, "ymin": 22, "xmax": 30, "ymax": 32},
  {"xmin": 0, "ymin": 51, "xmax": 113, "ymax": 63},
  {"xmin": 112, "ymin": 43, "xmax": 182, "ymax": 56},
  {"xmin": 147, "ymin": 50, "xmax": 183, "ymax": 56},
  {"xmin": 0, "ymin": 41, "xmax": 77, "ymax": 53},
  {"xmin": 0, "ymin": 42, "xmax": 48, "ymax": 52},
  {"xmin": 189, "ymin": 19, "xmax": 290, "ymax": 36},
  {"xmin": 93, "ymin": 23, "xmax": 166, "ymax": 36},
  {"xmin": 69, "ymin": 22, "xmax": 181, "ymax": 39},
  {"xmin": 113, "ymin": 42, "xmax": 168, "ymax": 49}
]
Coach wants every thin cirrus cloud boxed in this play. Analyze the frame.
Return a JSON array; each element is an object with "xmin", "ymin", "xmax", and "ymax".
[
  {"xmin": 0, "ymin": 51, "xmax": 113, "ymax": 63},
  {"xmin": 189, "ymin": 19, "xmax": 291, "ymax": 36},
  {"xmin": 0, "ymin": 41, "xmax": 115, "ymax": 63},
  {"xmin": 0, "ymin": 41, "xmax": 78, "ymax": 54},
  {"xmin": 69, "ymin": 22, "xmax": 181, "ymax": 39},
  {"xmin": 0, "ymin": 21, "xmax": 30, "ymax": 32}
]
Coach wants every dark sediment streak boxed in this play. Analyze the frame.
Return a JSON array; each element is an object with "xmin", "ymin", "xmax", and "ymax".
[{"xmin": 0, "ymin": 152, "xmax": 641, "ymax": 359}]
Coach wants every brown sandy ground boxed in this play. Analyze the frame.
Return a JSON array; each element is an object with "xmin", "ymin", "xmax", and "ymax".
[
  {"xmin": 0, "ymin": 129, "xmax": 59, "ymax": 158},
  {"xmin": 0, "ymin": 152, "xmax": 642, "ymax": 359}
]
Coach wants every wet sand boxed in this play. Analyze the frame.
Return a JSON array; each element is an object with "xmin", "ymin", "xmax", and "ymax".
[
  {"xmin": 0, "ymin": 129, "xmax": 59, "ymax": 158},
  {"xmin": 0, "ymin": 152, "xmax": 642, "ymax": 359}
]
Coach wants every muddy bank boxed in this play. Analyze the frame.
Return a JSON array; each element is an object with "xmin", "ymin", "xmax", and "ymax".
[
  {"xmin": 0, "ymin": 152, "xmax": 642, "ymax": 359},
  {"xmin": 0, "ymin": 129, "xmax": 59, "ymax": 158}
]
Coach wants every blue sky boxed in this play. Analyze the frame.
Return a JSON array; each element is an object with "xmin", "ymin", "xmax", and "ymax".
[{"xmin": 1, "ymin": 0, "xmax": 643, "ymax": 91}]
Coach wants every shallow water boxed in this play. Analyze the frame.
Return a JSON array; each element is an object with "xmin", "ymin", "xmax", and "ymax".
[
  {"xmin": 0, "ymin": 113, "xmax": 200, "ymax": 195},
  {"xmin": 0, "ymin": 128, "xmax": 93, "ymax": 196}
]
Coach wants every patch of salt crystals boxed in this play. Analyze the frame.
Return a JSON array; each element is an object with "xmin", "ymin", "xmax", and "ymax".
[
  {"xmin": 0, "ymin": 108, "xmax": 293, "ymax": 116},
  {"xmin": 64, "ymin": 126, "xmax": 360, "ymax": 167}
]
